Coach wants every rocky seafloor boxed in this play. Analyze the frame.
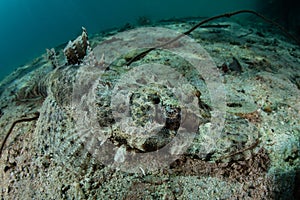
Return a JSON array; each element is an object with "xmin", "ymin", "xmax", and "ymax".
[{"xmin": 0, "ymin": 16, "xmax": 299, "ymax": 199}]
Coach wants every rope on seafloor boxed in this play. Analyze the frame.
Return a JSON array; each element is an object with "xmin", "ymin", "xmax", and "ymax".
[
  {"xmin": 0, "ymin": 112, "xmax": 40, "ymax": 158},
  {"xmin": 126, "ymin": 9, "xmax": 300, "ymax": 66}
]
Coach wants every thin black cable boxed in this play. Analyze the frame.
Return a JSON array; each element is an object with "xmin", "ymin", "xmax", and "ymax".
[
  {"xmin": 0, "ymin": 112, "xmax": 40, "ymax": 158},
  {"xmin": 126, "ymin": 10, "xmax": 299, "ymax": 66}
]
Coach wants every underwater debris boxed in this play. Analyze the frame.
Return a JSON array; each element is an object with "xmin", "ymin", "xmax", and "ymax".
[
  {"xmin": 46, "ymin": 48, "xmax": 59, "ymax": 68},
  {"xmin": 136, "ymin": 16, "xmax": 152, "ymax": 26},
  {"xmin": 118, "ymin": 23, "xmax": 134, "ymax": 32},
  {"xmin": 219, "ymin": 57, "xmax": 243, "ymax": 74},
  {"xmin": 289, "ymin": 75, "xmax": 300, "ymax": 90},
  {"xmin": 229, "ymin": 57, "xmax": 243, "ymax": 73},
  {"xmin": 220, "ymin": 57, "xmax": 243, "ymax": 74},
  {"xmin": 235, "ymin": 110, "xmax": 262, "ymax": 123},
  {"xmin": 63, "ymin": 27, "xmax": 89, "ymax": 65}
]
